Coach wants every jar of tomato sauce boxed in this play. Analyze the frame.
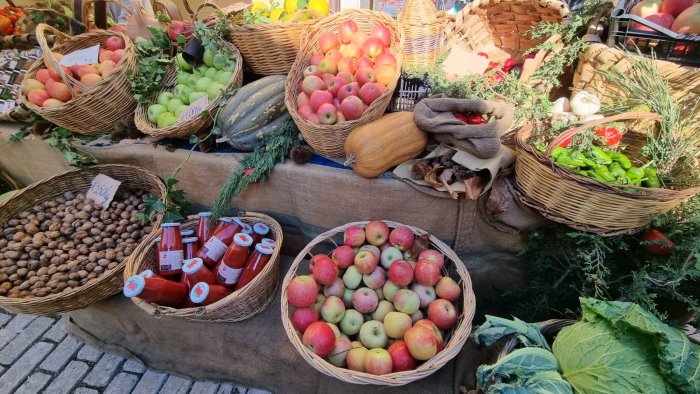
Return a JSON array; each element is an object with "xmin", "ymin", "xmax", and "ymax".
[
  {"xmin": 183, "ymin": 237, "xmax": 199, "ymax": 260},
  {"xmin": 181, "ymin": 229, "xmax": 195, "ymax": 237},
  {"xmin": 197, "ymin": 212, "xmax": 212, "ymax": 247},
  {"xmin": 216, "ymin": 232, "xmax": 253, "ymax": 288},
  {"xmin": 235, "ymin": 243, "xmax": 274, "ymax": 291},
  {"xmin": 197, "ymin": 218, "xmax": 243, "ymax": 267},
  {"xmin": 251, "ymin": 223, "xmax": 270, "ymax": 245},
  {"xmin": 260, "ymin": 238, "xmax": 276, "ymax": 248},
  {"xmin": 159, "ymin": 223, "xmax": 184, "ymax": 276},
  {"xmin": 182, "ymin": 258, "xmax": 216, "ymax": 288},
  {"xmin": 139, "ymin": 269, "xmax": 163, "ymax": 279},
  {"xmin": 189, "ymin": 282, "xmax": 230, "ymax": 306},
  {"xmin": 123, "ymin": 275, "xmax": 188, "ymax": 307},
  {"xmin": 239, "ymin": 220, "xmax": 253, "ymax": 235}
]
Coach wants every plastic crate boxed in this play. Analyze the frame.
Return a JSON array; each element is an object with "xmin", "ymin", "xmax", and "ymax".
[
  {"xmin": 608, "ymin": 0, "xmax": 700, "ymax": 65},
  {"xmin": 387, "ymin": 73, "xmax": 430, "ymax": 112}
]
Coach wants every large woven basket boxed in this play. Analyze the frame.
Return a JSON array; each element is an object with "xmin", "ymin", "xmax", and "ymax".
[
  {"xmin": 0, "ymin": 164, "xmax": 165, "ymax": 315},
  {"xmin": 124, "ymin": 212, "xmax": 283, "ymax": 322},
  {"xmin": 515, "ymin": 112, "xmax": 700, "ymax": 235},
  {"xmin": 280, "ymin": 220, "xmax": 476, "ymax": 386},
  {"xmin": 398, "ymin": 0, "xmax": 452, "ymax": 69},
  {"xmin": 20, "ymin": 24, "xmax": 137, "ymax": 135},
  {"xmin": 284, "ymin": 9, "xmax": 403, "ymax": 157}
]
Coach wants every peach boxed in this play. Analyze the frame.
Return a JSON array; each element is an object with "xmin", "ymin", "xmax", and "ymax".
[{"xmin": 27, "ymin": 89, "xmax": 50, "ymax": 106}]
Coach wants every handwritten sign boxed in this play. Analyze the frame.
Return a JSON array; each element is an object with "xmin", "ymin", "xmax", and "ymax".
[
  {"xmin": 442, "ymin": 47, "xmax": 490, "ymax": 80},
  {"xmin": 86, "ymin": 174, "xmax": 121, "ymax": 210},
  {"xmin": 60, "ymin": 45, "xmax": 100, "ymax": 67},
  {"xmin": 177, "ymin": 95, "xmax": 209, "ymax": 123}
]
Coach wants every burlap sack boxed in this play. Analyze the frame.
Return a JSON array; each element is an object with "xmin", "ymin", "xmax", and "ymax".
[{"xmin": 414, "ymin": 97, "xmax": 514, "ymax": 159}]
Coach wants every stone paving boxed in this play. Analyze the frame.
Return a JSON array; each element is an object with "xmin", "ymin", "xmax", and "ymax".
[{"xmin": 0, "ymin": 310, "xmax": 269, "ymax": 394}]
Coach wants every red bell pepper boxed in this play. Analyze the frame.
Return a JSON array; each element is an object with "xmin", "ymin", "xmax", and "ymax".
[
  {"xmin": 466, "ymin": 114, "xmax": 486, "ymax": 124},
  {"xmin": 640, "ymin": 229, "xmax": 674, "ymax": 256},
  {"xmin": 594, "ymin": 126, "xmax": 622, "ymax": 146},
  {"xmin": 453, "ymin": 113, "xmax": 468, "ymax": 123}
]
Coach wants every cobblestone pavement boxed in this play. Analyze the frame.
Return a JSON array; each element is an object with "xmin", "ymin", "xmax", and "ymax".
[{"xmin": 0, "ymin": 310, "xmax": 269, "ymax": 394}]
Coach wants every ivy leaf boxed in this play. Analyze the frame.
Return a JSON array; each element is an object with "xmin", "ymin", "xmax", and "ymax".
[
  {"xmin": 211, "ymin": 126, "xmax": 222, "ymax": 136},
  {"xmin": 10, "ymin": 130, "xmax": 29, "ymax": 142},
  {"xmin": 164, "ymin": 176, "xmax": 179, "ymax": 190},
  {"xmin": 199, "ymin": 110, "xmax": 210, "ymax": 120},
  {"xmin": 163, "ymin": 210, "xmax": 185, "ymax": 223},
  {"xmin": 177, "ymin": 34, "xmax": 186, "ymax": 45},
  {"xmin": 136, "ymin": 212, "xmax": 150, "ymax": 225},
  {"xmin": 189, "ymin": 135, "xmax": 200, "ymax": 144}
]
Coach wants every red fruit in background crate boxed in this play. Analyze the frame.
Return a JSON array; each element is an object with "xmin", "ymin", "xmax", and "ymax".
[{"xmin": 641, "ymin": 229, "xmax": 675, "ymax": 255}]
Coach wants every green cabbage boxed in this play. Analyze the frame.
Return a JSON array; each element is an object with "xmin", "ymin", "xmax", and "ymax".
[{"xmin": 477, "ymin": 347, "xmax": 573, "ymax": 394}]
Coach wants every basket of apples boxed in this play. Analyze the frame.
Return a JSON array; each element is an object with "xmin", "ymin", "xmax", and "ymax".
[
  {"xmin": 284, "ymin": 9, "xmax": 403, "ymax": 158},
  {"xmin": 280, "ymin": 220, "xmax": 476, "ymax": 385},
  {"xmin": 20, "ymin": 23, "xmax": 137, "ymax": 135}
]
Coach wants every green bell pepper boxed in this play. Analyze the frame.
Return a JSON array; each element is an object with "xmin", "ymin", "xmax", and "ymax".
[
  {"xmin": 594, "ymin": 165, "xmax": 616, "ymax": 182},
  {"xmin": 555, "ymin": 154, "xmax": 579, "ymax": 169},
  {"xmin": 569, "ymin": 151, "xmax": 592, "ymax": 168},
  {"xmin": 550, "ymin": 146, "xmax": 568, "ymax": 159},
  {"xmin": 608, "ymin": 152, "xmax": 632, "ymax": 170},
  {"xmin": 609, "ymin": 162, "xmax": 627, "ymax": 179},
  {"xmin": 588, "ymin": 146, "xmax": 613, "ymax": 165},
  {"xmin": 643, "ymin": 167, "xmax": 662, "ymax": 188}
]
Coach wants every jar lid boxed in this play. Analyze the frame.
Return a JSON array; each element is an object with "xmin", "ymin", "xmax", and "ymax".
[
  {"xmin": 261, "ymin": 238, "xmax": 276, "ymax": 247},
  {"xmin": 241, "ymin": 223, "xmax": 253, "ymax": 235},
  {"xmin": 154, "ymin": 236, "xmax": 161, "ymax": 242},
  {"xmin": 233, "ymin": 218, "xmax": 246, "ymax": 227},
  {"xmin": 233, "ymin": 232, "xmax": 253, "ymax": 247},
  {"xmin": 182, "ymin": 258, "xmax": 204, "ymax": 274},
  {"xmin": 255, "ymin": 243, "xmax": 274, "ymax": 255},
  {"xmin": 139, "ymin": 269, "xmax": 155, "ymax": 278},
  {"xmin": 198, "ymin": 212, "xmax": 212, "ymax": 217},
  {"xmin": 253, "ymin": 223, "xmax": 270, "ymax": 236},
  {"xmin": 123, "ymin": 275, "xmax": 145, "ymax": 298},
  {"xmin": 218, "ymin": 217, "xmax": 233, "ymax": 223},
  {"xmin": 181, "ymin": 229, "xmax": 195, "ymax": 236},
  {"xmin": 182, "ymin": 237, "xmax": 198, "ymax": 244},
  {"xmin": 190, "ymin": 282, "xmax": 209, "ymax": 304},
  {"xmin": 161, "ymin": 223, "xmax": 181, "ymax": 228}
]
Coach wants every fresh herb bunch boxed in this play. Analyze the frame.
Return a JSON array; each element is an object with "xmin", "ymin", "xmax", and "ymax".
[
  {"xmin": 503, "ymin": 196, "xmax": 700, "ymax": 326},
  {"xmin": 47, "ymin": 126, "xmax": 98, "ymax": 167},
  {"xmin": 127, "ymin": 26, "xmax": 172, "ymax": 104}
]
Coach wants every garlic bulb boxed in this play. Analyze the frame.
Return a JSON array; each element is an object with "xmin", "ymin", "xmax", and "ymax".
[
  {"xmin": 551, "ymin": 97, "xmax": 571, "ymax": 114},
  {"xmin": 551, "ymin": 112, "xmax": 577, "ymax": 124},
  {"xmin": 570, "ymin": 91, "xmax": 601, "ymax": 117}
]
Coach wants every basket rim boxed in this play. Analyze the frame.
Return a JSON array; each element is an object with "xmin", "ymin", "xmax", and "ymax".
[
  {"xmin": 0, "ymin": 164, "xmax": 165, "ymax": 311},
  {"xmin": 280, "ymin": 220, "xmax": 476, "ymax": 386}
]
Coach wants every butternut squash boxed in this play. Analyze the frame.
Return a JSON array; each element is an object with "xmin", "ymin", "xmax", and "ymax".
[{"xmin": 343, "ymin": 112, "xmax": 428, "ymax": 178}]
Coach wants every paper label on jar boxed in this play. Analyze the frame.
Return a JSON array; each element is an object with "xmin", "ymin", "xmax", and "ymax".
[
  {"xmin": 159, "ymin": 250, "xmax": 184, "ymax": 272},
  {"xmin": 217, "ymin": 264, "xmax": 243, "ymax": 285},
  {"xmin": 203, "ymin": 236, "xmax": 228, "ymax": 262}
]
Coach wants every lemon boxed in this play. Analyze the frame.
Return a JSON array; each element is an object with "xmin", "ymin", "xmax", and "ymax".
[
  {"xmin": 307, "ymin": 0, "xmax": 329, "ymax": 16},
  {"xmin": 250, "ymin": 2, "xmax": 270, "ymax": 14},
  {"xmin": 284, "ymin": 0, "xmax": 298, "ymax": 13},
  {"xmin": 270, "ymin": 7, "xmax": 286, "ymax": 22}
]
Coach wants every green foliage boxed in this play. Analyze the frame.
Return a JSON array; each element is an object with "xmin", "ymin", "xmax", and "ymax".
[
  {"xmin": 127, "ymin": 26, "xmax": 172, "ymax": 104},
  {"xmin": 477, "ymin": 348, "xmax": 573, "ymax": 394},
  {"xmin": 46, "ymin": 126, "xmax": 98, "ymax": 167},
  {"xmin": 9, "ymin": 129, "xmax": 29, "ymax": 142}
]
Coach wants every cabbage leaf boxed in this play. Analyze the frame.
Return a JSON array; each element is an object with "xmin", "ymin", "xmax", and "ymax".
[
  {"xmin": 477, "ymin": 347, "xmax": 573, "ymax": 394},
  {"xmin": 472, "ymin": 315, "xmax": 550, "ymax": 350}
]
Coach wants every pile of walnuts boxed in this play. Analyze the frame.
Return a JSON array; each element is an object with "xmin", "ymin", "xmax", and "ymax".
[{"xmin": 0, "ymin": 191, "xmax": 153, "ymax": 298}]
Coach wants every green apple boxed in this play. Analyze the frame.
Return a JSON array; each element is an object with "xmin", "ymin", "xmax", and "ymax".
[
  {"xmin": 359, "ymin": 320, "xmax": 388, "ymax": 349},
  {"xmin": 177, "ymin": 73, "xmax": 191, "ymax": 86},
  {"xmin": 206, "ymin": 83, "xmax": 225, "ymax": 100},
  {"xmin": 215, "ymin": 70, "xmax": 233, "ymax": 85},
  {"xmin": 188, "ymin": 73, "xmax": 200, "ymax": 87},
  {"xmin": 174, "ymin": 105, "xmax": 188, "ymax": 118},
  {"xmin": 176, "ymin": 53, "xmax": 193, "ymax": 72},
  {"xmin": 147, "ymin": 104, "xmax": 167, "ymax": 124},
  {"xmin": 339, "ymin": 309, "xmax": 364, "ymax": 336},
  {"xmin": 194, "ymin": 77, "xmax": 213, "ymax": 93},
  {"xmin": 189, "ymin": 91, "xmax": 207, "ymax": 104},
  {"xmin": 156, "ymin": 112, "xmax": 177, "ymax": 128},
  {"xmin": 202, "ymin": 48, "xmax": 215, "ymax": 67},
  {"xmin": 212, "ymin": 53, "xmax": 228, "ymax": 70},
  {"xmin": 371, "ymin": 300, "xmax": 395, "ymax": 322},
  {"xmin": 383, "ymin": 311, "xmax": 412, "ymax": 339},
  {"xmin": 173, "ymin": 84, "xmax": 194, "ymax": 104},
  {"xmin": 223, "ymin": 60, "xmax": 237, "ymax": 72},
  {"xmin": 157, "ymin": 92, "xmax": 174, "ymax": 106},
  {"xmin": 196, "ymin": 65, "xmax": 209, "ymax": 76},
  {"xmin": 166, "ymin": 98, "xmax": 185, "ymax": 114},
  {"xmin": 342, "ymin": 266, "xmax": 362, "ymax": 289},
  {"xmin": 327, "ymin": 337, "xmax": 352, "ymax": 368},
  {"xmin": 321, "ymin": 296, "xmax": 345, "ymax": 324},
  {"xmin": 204, "ymin": 67, "xmax": 218, "ymax": 80}
]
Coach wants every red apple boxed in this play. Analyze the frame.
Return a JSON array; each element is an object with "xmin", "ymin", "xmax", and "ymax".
[
  {"xmin": 387, "ymin": 341, "xmax": 416, "ymax": 372},
  {"xmin": 288, "ymin": 275, "xmax": 319, "ymax": 308},
  {"xmin": 320, "ymin": 73, "xmax": 335, "ymax": 85},
  {"xmin": 307, "ymin": 113, "xmax": 321, "ymax": 124},
  {"xmin": 317, "ymin": 102, "xmax": 338, "ymax": 125},
  {"xmin": 355, "ymin": 67, "xmax": 376, "ymax": 86},
  {"xmin": 427, "ymin": 299, "xmax": 458, "ymax": 330},
  {"xmin": 363, "ymin": 37, "xmax": 385, "ymax": 59},
  {"xmin": 662, "ymin": 0, "xmax": 694, "ymax": 16},
  {"xmin": 99, "ymin": 50, "xmax": 114, "ymax": 63},
  {"xmin": 418, "ymin": 249, "xmax": 444, "ymax": 269},
  {"xmin": 354, "ymin": 250, "xmax": 379, "ymax": 274},
  {"xmin": 336, "ymin": 70, "xmax": 354, "ymax": 85},
  {"xmin": 291, "ymin": 307, "xmax": 319, "ymax": 333},
  {"xmin": 340, "ymin": 43, "xmax": 362, "ymax": 60},
  {"xmin": 338, "ymin": 20, "xmax": 359, "ymax": 44},
  {"xmin": 351, "ymin": 31, "xmax": 368, "ymax": 48},
  {"xmin": 36, "ymin": 69, "xmax": 51, "ymax": 84},
  {"xmin": 364, "ymin": 348, "xmax": 392, "ymax": 375},
  {"xmin": 324, "ymin": 277, "xmax": 346, "ymax": 298},
  {"xmin": 302, "ymin": 75, "xmax": 325, "ymax": 95},
  {"xmin": 324, "ymin": 48, "xmax": 343, "ymax": 64},
  {"xmin": 414, "ymin": 260, "xmax": 441, "ymax": 287},
  {"xmin": 435, "ymin": 276, "xmax": 461, "ymax": 302},
  {"xmin": 47, "ymin": 82, "xmax": 71, "ymax": 102},
  {"xmin": 375, "ymin": 53, "xmax": 397, "ymax": 68},
  {"xmin": 99, "ymin": 60, "xmax": 116, "ymax": 76},
  {"xmin": 365, "ymin": 220, "xmax": 390, "ymax": 246},
  {"xmin": 336, "ymin": 110, "xmax": 346, "ymax": 123},
  {"xmin": 298, "ymin": 104, "xmax": 313, "ymax": 120},
  {"xmin": 332, "ymin": 245, "xmax": 355, "ymax": 269},
  {"xmin": 318, "ymin": 58, "xmax": 338, "ymax": 75},
  {"xmin": 311, "ymin": 255, "xmax": 339, "ymax": 285},
  {"xmin": 388, "ymin": 260, "xmax": 414, "ymax": 286},
  {"xmin": 27, "ymin": 89, "xmax": 51, "ymax": 106},
  {"xmin": 414, "ymin": 319, "xmax": 444, "ymax": 351},
  {"xmin": 111, "ymin": 48, "xmax": 124, "ymax": 63},
  {"xmin": 340, "ymin": 95, "xmax": 364, "ymax": 121},
  {"xmin": 319, "ymin": 32, "xmax": 340, "ymax": 53},
  {"xmin": 69, "ymin": 64, "xmax": 80, "ymax": 76},
  {"xmin": 80, "ymin": 73, "xmax": 102, "ymax": 88},
  {"xmin": 359, "ymin": 82, "xmax": 383, "ymax": 105},
  {"xmin": 337, "ymin": 57, "xmax": 356, "ymax": 74},
  {"xmin": 362, "ymin": 266, "xmax": 386, "ymax": 289},
  {"xmin": 343, "ymin": 225, "xmax": 366, "ymax": 247},
  {"xmin": 352, "ymin": 287, "xmax": 379, "ymax": 313},
  {"xmin": 48, "ymin": 65, "xmax": 72, "ymax": 81},
  {"xmin": 390, "ymin": 226, "xmax": 415, "ymax": 252},
  {"xmin": 76, "ymin": 65, "xmax": 98, "ymax": 79},
  {"xmin": 105, "ymin": 36, "xmax": 126, "ymax": 51},
  {"xmin": 302, "ymin": 322, "xmax": 336, "ymax": 357},
  {"xmin": 309, "ymin": 90, "xmax": 333, "ymax": 112},
  {"xmin": 375, "ymin": 64, "xmax": 395, "ymax": 86},
  {"xmin": 333, "ymin": 98, "xmax": 342, "ymax": 109},
  {"xmin": 328, "ymin": 77, "xmax": 346, "ymax": 97},
  {"xmin": 404, "ymin": 325, "xmax": 438, "ymax": 361},
  {"xmin": 310, "ymin": 54, "xmax": 324, "ymax": 66},
  {"xmin": 371, "ymin": 25, "xmax": 392, "ymax": 47},
  {"xmin": 356, "ymin": 56, "xmax": 374, "ymax": 70},
  {"xmin": 632, "ymin": 13, "xmax": 675, "ymax": 30},
  {"xmin": 337, "ymin": 82, "xmax": 360, "ymax": 102},
  {"xmin": 304, "ymin": 65, "xmax": 321, "ymax": 78},
  {"xmin": 297, "ymin": 92, "xmax": 310, "ymax": 108}
]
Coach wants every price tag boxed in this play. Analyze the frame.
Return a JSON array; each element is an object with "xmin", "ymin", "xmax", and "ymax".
[
  {"xmin": 177, "ymin": 95, "xmax": 209, "ymax": 122},
  {"xmin": 60, "ymin": 44, "xmax": 100, "ymax": 67},
  {"xmin": 442, "ymin": 47, "xmax": 490, "ymax": 79},
  {"xmin": 86, "ymin": 174, "xmax": 121, "ymax": 210}
]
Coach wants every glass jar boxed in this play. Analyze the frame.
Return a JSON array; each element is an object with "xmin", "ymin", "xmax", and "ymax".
[
  {"xmin": 183, "ymin": 237, "xmax": 199, "ymax": 260},
  {"xmin": 216, "ymin": 232, "xmax": 253, "ymax": 288},
  {"xmin": 181, "ymin": 258, "xmax": 216, "ymax": 288},
  {"xmin": 139, "ymin": 269, "xmax": 163, "ymax": 279},
  {"xmin": 158, "ymin": 223, "xmax": 184, "ymax": 276},
  {"xmin": 181, "ymin": 229, "xmax": 195, "ymax": 237},
  {"xmin": 189, "ymin": 282, "xmax": 230, "ymax": 306},
  {"xmin": 235, "ymin": 243, "xmax": 274, "ymax": 291},
  {"xmin": 197, "ymin": 218, "xmax": 243, "ymax": 267},
  {"xmin": 123, "ymin": 275, "xmax": 188, "ymax": 307},
  {"xmin": 251, "ymin": 223, "xmax": 270, "ymax": 246},
  {"xmin": 239, "ymin": 220, "xmax": 253, "ymax": 235},
  {"xmin": 196, "ymin": 212, "xmax": 212, "ymax": 247},
  {"xmin": 260, "ymin": 238, "xmax": 276, "ymax": 248}
]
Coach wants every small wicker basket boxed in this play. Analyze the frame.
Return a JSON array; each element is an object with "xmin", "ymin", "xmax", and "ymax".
[
  {"xmin": 124, "ymin": 212, "xmax": 283, "ymax": 322},
  {"xmin": 0, "ymin": 164, "xmax": 165, "ymax": 315},
  {"xmin": 514, "ymin": 112, "xmax": 700, "ymax": 235},
  {"xmin": 280, "ymin": 220, "xmax": 476, "ymax": 386},
  {"xmin": 284, "ymin": 9, "xmax": 403, "ymax": 157},
  {"xmin": 398, "ymin": 0, "xmax": 452, "ymax": 69},
  {"xmin": 20, "ymin": 24, "xmax": 137, "ymax": 136}
]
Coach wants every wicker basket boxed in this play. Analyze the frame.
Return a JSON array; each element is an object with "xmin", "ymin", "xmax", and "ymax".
[
  {"xmin": 398, "ymin": 0, "xmax": 452, "ymax": 69},
  {"xmin": 0, "ymin": 164, "xmax": 165, "ymax": 315},
  {"xmin": 514, "ymin": 112, "xmax": 700, "ymax": 235},
  {"xmin": 280, "ymin": 220, "xmax": 476, "ymax": 386},
  {"xmin": 20, "ymin": 24, "xmax": 137, "ymax": 136},
  {"xmin": 284, "ymin": 9, "xmax": 403, "ymax": 157},
  {"xmin": 124, "ymin": 212, "xmax": 283, "ymax": 322}
]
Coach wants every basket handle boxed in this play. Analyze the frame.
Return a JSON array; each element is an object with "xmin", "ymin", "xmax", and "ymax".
[
  {"xmin": 81, "ymin": 0, "xmax": 135, "ymax": 30},
  {"xmin": 545, "ymin": 111, "xmax": 663, "ymax": 156},
  {"xmin": 34, "ymin": 23, "xmax": 79, "ymax": 97},
  {"xmin": 192, "ymin": 2, "xmax": 222, "ymax": 22},
  {"xmin": 289, "ymin": 8, "xmax": 322, "ymax": 23},
  {"xmin": 153, "ymin": 0, "xmax": 183, "ymax": 21}
]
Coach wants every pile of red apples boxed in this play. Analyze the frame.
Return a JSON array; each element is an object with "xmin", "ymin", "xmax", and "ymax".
[
  {"xmin": 286, "ymin": 220, "xmax": 461, "ymax": 375},
  {"xmin": 295, "ymin": 20, "xmax": 398, "ymax": 125}
]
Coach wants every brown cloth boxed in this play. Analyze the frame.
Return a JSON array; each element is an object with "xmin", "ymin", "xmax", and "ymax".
[{"xmin": 413, "ymin": 97, "xmax": 514, "ymax": 159}]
